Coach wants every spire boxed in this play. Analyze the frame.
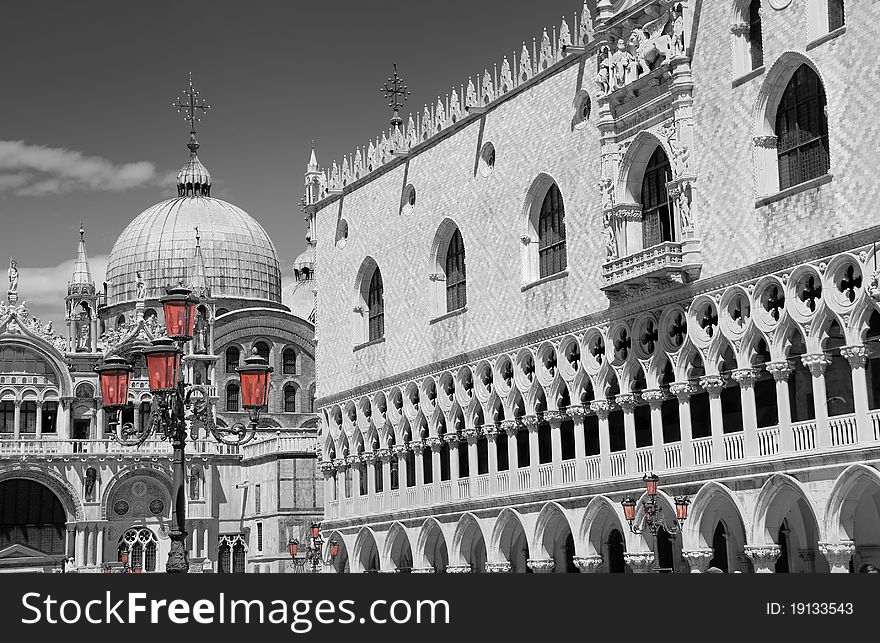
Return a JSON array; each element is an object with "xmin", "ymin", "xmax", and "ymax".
[
  {"xmin": 69, "ymin": 223, "xmax": 95, "ymax": 296},
  {"xmin": 190, "ymin": 226, "xmax": 209, "ymax": 297},
  {"xmin": 308, "ymin": 142, "xmax": 319, "ymax": 173}
]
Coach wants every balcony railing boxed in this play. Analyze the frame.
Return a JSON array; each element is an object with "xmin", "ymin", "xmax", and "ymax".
[
  {"xmin": 475, "ymin": 474, "xmax": 490, "ymax": 497},
  {"xmin": 601, "ymin": 241, "xmax": 701, "ymax": 294},
  {"xmin": 691, "ymin": 437, "xmax": 712, "ymax": 466},
  {"xmin": 0, "ymin": 438, "xmax": 237, "ymax": 456},
  {"xmin": 496, "ymin": 471, "xmax": 511, "ymax": 493},
  {"xmin": 792, "ymin": 420, "xmax": 817, "ymax": 452},
  {"xmin": 724, "ymin": 433, "xmax": 744, "ymax": 461},
  {"xmin": 561, "ymin": 460, "xmax": 576, "ymax": 484},
  {"xmin": 610, "ymin": 452, "xmax": 627, "ymax": 477},
  {"xmin": 538, "ymin": 464, "xmax": 553, "ymax": 487},
  {"xmin": 635, "ymin": 446, "xmax": 653, "ymax": 473},
  {"xmin": 240, "ymin": 432, "xmax": 318, "ymax": 460},
  {"xmin": 757, "ymin": 427, "xmax": 780, "ymax": 457},
  {"xmin": 584, "ymin": 455, "xmax": 601, "ymax": 481},
  {"xmin": 517, "ymin": 467, "xmax": 531, "ymax": 491}
]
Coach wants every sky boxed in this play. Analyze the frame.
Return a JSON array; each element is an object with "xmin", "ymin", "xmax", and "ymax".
[{"xmin": 0, "ymin": 0, "xmax": 584, "ymax": 326}]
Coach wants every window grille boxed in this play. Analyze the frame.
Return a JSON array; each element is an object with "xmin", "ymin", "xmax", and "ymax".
[
  {"xmin": 367, "ymin": 269, "xmax": 385, "ymax": 341},
  {"xmin": 538, "ymin": 184, "xmax": 567, "ymax": 278},
  {"xmin": 445, "ymin": 228, "xmax": 467, "ymax": 312},
  {"xmin": 776, "ymin": 65, "xmax": 829, "ymax": 190},
  {"xmin": 641, "ymin": 147, "xmax": 673, "ymax": 248}
]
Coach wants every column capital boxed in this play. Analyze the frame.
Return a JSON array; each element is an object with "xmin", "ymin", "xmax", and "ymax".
[
  {"xmin": 615, "ymin": 393, "xmax": 637, "ymax": 412},
  {"xmin": 410, "ymin": 567, "xmax": 436, "ymax": 573},
  {"xmin": 13, "ymin": 399, "xmax": 22, "ymax": 408},
  {"xmin": 730, "ymin": 21, "xmax": 750, "ymax": 36},
  {"xmin": 484, "ymin": 561, "xmax": 512, "ymax": 573},
  {"xmin": 765, "ymin": 361, "xmax": 793, "ymax": 382},
  {"xmin": 542, "ymin": 410, "xmax": 564, "ymax": 426},
  {"xmin": 463, "ymin": 428, "xmax": 481, "ymax": 444},
  {"xmin": 590, "ymin": 399, "xmax": 613, "ymax": 419},
  {"xmin": 425, "ymin": 436, "xmax": 443, "ymax": 451},
  {"xmin": 500, "ymin": 419, "xmax": 520, "ymax": 436},
  {"xmin": 624, "ymin": 551, "xmax": 655, "ymax": 573},
  {"xmin": 483, "ymin": 424, "xmax": 499, "ymax": 438},
  {"xmin": 669, "ymin": 381, "xmax": 697, "ymax": 400},
  {"xmin": 345, "ymin": 455, "xmax": 361, "ymax": 467},
  {"xmin": 362, "ymin": 451, "xmax": 377, "ymax": 464},
  {"xmin": 442, "ymin": 432, "xmax": 460, "ymax": 445},
  {"xmin": 332, "ymin": 458, "xmax": 348, "ymax": 470},
  {"xmin": 697, "ymin": 375, "xmax": 724, "ymax": 396},
  {"xmin": 392, "ymin": 444, "xmax": 408, "ymax": 457},
  {"xmin": 641, "ymin": 389, "xmax": 666, "ymax": 409},
  {"xmin": 318, "ymin": 460, "xmax": 336, "ymax": 473},
  {"xmin": 744, "ymin": 545, "xmax": 781, "ymax": 570},
  {"xmin": 682, "ymin": 548, "xmax": 714, "ymax": 573},
  {"xmin": 526, "ymin": 558, "xmax": 555, "ymax": 573},
  {"xmin": 801, "ymin": 353, "xmax": 831, "ymax": 376},
  {"xmin": 573, "ymin": 555, "xmax": 604, "ymax": 573},
  {"xmin": 731, "ymin": 368, "xmax": 758, "ymax": 387},
  {"xmin": 445, "ymin": 564, "xmax": 473, "ymax": 574},
  {"xmin": 818, "ymin": 541, "xmax": 855, "ymax": 568},
  {"xmin": 522, "ymin": 415, "xmax": 539, "ymax": 430},
  {"xmin": 839, "ymin": 345, "xmax": 868, "ymax": 369},
  {"xmin": 564, "ymin": 405, "xmax": 587, "ymax": 420}
]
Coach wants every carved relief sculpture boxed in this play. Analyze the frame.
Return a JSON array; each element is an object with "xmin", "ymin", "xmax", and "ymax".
[
  {"xmin": 672, "ymin": 4, "xmax": 686, "ymax": 57},
  {"xmin": 603, "ymin": 211, "xmax": 618, "ymax": 260},
  {"xmin": 609, "ymin": 39, "xmax": 634, "ymax": 91},
  {"xmin": 629, "ymin": 12, "xmax": 672, "ymax": 78}
]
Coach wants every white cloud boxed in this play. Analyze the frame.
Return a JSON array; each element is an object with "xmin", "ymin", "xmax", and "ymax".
[
  {"xmin": 0, "ymin": 140, "xmax": 159, "ymax": 196},
  {"xmin": 14, "ymin": 255, "xmax": 109, "ymax": 327}
]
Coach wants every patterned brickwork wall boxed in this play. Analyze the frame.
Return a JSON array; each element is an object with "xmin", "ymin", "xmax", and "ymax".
[{"xmin": 314, "ymin": 1, "xmax": 880, "ymax": 399}]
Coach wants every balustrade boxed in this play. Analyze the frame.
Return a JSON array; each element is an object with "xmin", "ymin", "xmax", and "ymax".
[
  {"xmin": 610, "ymin": 452, "xmax": 627, "ymax": 477},
  {"xmin": 724, "ymin": 433, "xmax": 745, "ymax": 461},
  {"xmin": 691, "ymin": 437, "xmax": 712, "ymax": 466}
]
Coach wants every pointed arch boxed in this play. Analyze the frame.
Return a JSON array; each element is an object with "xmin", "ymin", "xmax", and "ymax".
[
  {"xmin": 683, "ymin": 481, "xmax": 749, "ymax": 552},
  {"xmin": 351, "ymin": 526, "xmax": 381, "ymax": 573},
  {"xmin": 450, "ymin": 512, "xmax": 488, "ymax": 571},
  {"xmin": 751, "ymin": 473, "xmax": 821, "ymax": 545},
  {"xmin": 824, "ymin": 464, "xmax": 880, "ymax": 543}
]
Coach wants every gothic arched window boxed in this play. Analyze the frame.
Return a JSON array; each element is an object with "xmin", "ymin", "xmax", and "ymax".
[
  {"xmin": 284, "ymin": 385, "xmax": 297, "ymax": 413},
  {"xmin": 538, "ymin": 184, "xmax": 567, "ymax": 279},
  {"xmin": 226, "ymin": 383, "xmax": 240, "ymax": 413},
  {"xmin": 445, "ymin": 228, "xmax": 467, "ymax": 312},
  {"xmin": 282, "ymin": 348, "xmax": 297, "ymax": 375},
  {"xmin": 749, "ymin": 1, "xmax": 763, "ymax": 70},
  {"xmin": 775, "ymin": 65, "xmax": 829, "ymax": 190},
  {"xmin": 367, "ymin": 269, "xmax": 384, "ymax": 342},
  {"xmin": 225, "ymin": 346, "xmax": 240, "ymax": 373},
  {"xmin": 641, "ymin": 146, "xmax": 673, "ymax": 248}
]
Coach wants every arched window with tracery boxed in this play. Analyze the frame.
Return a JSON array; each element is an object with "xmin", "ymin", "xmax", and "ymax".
[
  {"xmin": 226, "ymin": 383, "xmax": 240, "ymax": 413},
  {"xmin": 445, "ymin": 228, "xmax": 467, "ymax": 312},
  {"xmin": 284, "ymin": 384, "xmax": 297, "ymax": 413},
  {"xmin": 367, "ymin": 269, "xmax": 384, "ymax": 342},
  {"xmin": 282, "ymin": 348, "xmax": 297, "ymax": 374},
  {"xmin": 225, "ymin": 346, "xmax": 240, "ymax": 373},
  {"xmin": 118, "ymin": 528, "xmax": 158, "ymax": 573},
  {"xmin": 641, "ymin": 147, "xmax": 674, "ymax": 248},
  {"xmin": 775, "ymin": 65, "xmax": 829, "ymax": 190},
  {"xmin": 537, "ymin": 184, "xmax": 567, "ymax": 279}
]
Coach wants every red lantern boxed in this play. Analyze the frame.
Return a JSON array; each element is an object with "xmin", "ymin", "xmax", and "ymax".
[
  {"xmin": 237, "ymin": 349, "xmax": 273, "ymax": 410},
  {"xmin": 675, "ymin": 496, "xmax": 690, "ymax": 522},
  {"xmin": 121, "ymin": 550, "xmax": 130, "ymax": 565},
  {"xmin": 160, "ymin": 284, "xmax": 199, "ymax": 342},
  {"xmin": 314, "ymin": 538, "xmax": 324, "ymax": 553},
  {"xmin": 621, "ymin": 496, "xmax": 637, "ymax": 523},
  {"xmin": 289, "ymin": 539, "xmax": 299, "ymax": 557},
  {"xmin": 133, "ymin": 565, "xmax": 142, "ymax": 574},
  {"xmin": 329, "ymin": 539, "xmax": 340, "ymax": 558},
  {"xmin": 310, "ymin": 523, "xmax": 320, "ymax": 539},
  {"xmin": 95, "ymin": 356, "xmax": 133, "ymax": 409},
  {"xmin": 143, "ymin": 338, "xmax": 182, "ymax": 393},
  {"xmin": 643, "ymin": 472, "xmax": 659, "ymax": 498}
]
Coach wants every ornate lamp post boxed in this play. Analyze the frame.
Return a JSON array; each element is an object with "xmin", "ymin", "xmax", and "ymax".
[
  {"xmin": 289, "ymin": 522, "xmax": 338, "ymax": 573},
  {"xmin": 96, "ymin": 283, "xmax": 273, "ymax": 573},
  {"xmin": 621, "ymin": 473, "xmax": 690, "ymax": 537}
]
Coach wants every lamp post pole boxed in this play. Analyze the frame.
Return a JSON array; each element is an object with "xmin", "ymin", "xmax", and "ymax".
[{"xmin": 96, "ymin": 283, "xmax": 272, "ymax": 574}]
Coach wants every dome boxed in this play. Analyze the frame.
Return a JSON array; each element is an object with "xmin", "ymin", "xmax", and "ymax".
[
  {"xmin": 293, "ymin": 244, "xmax": 315, "ymax": 279},
  {"xmin": 106, "ymin": 196, "xmax": 282, "ymax": 306}
]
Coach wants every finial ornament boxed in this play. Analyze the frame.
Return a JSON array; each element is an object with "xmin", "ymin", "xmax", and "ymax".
[
  {"xmin": 79, "ymin": 222, "xmax": 85, "ymax": 239},
  {"xmin": 381, "ymin": 63, "xmax": 411, "ymax": 128},
  {"xmin": 173, "ymin": 73, "xmax": 211, "ymax": 145}
]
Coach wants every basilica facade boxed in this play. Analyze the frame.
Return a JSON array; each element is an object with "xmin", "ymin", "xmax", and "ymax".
[
  {"xmin": 0, "ymin": 129, "xmax": 321, "ymax": 573},
  {"xmin": 310, "ymin": 0, "xmax": 880, "ymax": 573}
]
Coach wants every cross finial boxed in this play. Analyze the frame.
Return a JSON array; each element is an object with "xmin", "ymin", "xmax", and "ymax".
[
  {"xmin": 194, "ymin": 225, "xmax": 201, "ymax": 246},
  {"xmin": 172, "ymin": 73, "xmax": 211, "ymax": 140},
  {"xmin": 79, "ymin": 222, "xmax": 85, "ymax": 239},
  {"xmin": 381, "ymin": 63, "xmax": 410, "ymax": 128}
]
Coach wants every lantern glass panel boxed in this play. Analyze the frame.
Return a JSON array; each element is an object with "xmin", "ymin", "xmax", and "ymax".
[
  {"xmin": 644, "ymin": 474, "xmax": 659, "ymax": 497},
  {"xmin": 163, "ymin": 298, "xmax": 197, "ymax": 340},
  {"xmin": 621, "ymin": 498, "xmax": 636, "ymax": 522},
  {"xmin": 100, "ymin": 369, "xmax": 130, "ymax": 407},
  {"xmin": 289, "ymin": 540, "xmax": 298, "ymax": 557},
  {"xmin": 240, "ymin": 370, "xmax": 270, "ymax": 408},
  {"xmin": 329, "ymin": 541, "xmax": 340, "ymax": 557},
  {"xmin": 146, "ymin": 350, "xmax": 181, "ymax": 392},
  {"xmin": 311, "ymin": 524, "xmax": 320, "ymax": 539}
]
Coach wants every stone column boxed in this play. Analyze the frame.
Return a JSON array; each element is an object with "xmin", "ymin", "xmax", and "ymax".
[
  {"xmin": 669, "ymin": 382, "xmax": 696, "ymax": 466},
  {"xmin": 95, "ymin": 404, "xmax": 105, "ymax": 441},
  {"xmin": 427, "ymin": 439, "xmax": 441, "ymax": 500},
  {"xmin": 744, "ymin": 545, "xmax": 781, "ymax": 573},
  {"xmin": 484, "ymin": 562, "xmax": 512, "ymax": 573},
  {"xmin": 525, "ymin": 415, "xmax": 540, "ymax": 488},
  {"xmin": 485, "ymin": 426, "xmax": 498, "ymax": 493},
  {"xmin": 75, "ymin": 525, "xmax": 85, "ymax": 568},
  {"xmin": 819, "ymin": 541, "xmax": 855, "ymax": 573},
  {"xmin": 567, "ymin": 407, "xmax": 587, "ymax": 481},
  {"xmin": 395, "ymin": 445, "xmax": 408, "ymax": 492},
  {"xmin": 526, "ymin": 558, "xmax": 555, "ymax": 573},
  {"xmin": 380, "ymin": 450, "xmax": 393, "ymax": 501},
  {"xmin": 616, "ymin": 394, "xmax": 638, "ymax": 473},
  {"xmin": 204, "ymin": 462, "xmax": 214, "ymax": 515},
  {"xmin": 133, "ymin": 404, "xmax": 142, "ymax": 436},
  {"xmin": 624, "ymin": 552, "xmax": 655, "ymax": 573},
  {"xmin": 86, "ymin": 524, "xmax": 95, "ymax": 567},
  {"xmin": 642, "ymin": 390, "xmax": 665, "ymax": 471},
  {"xmin": 573, "ymin": 555, "xmax": 604, "ymax": 573},
  {"xmin": 802, "ymin": 354, "xmax": 832, "ymax": 448},
  {"xmin": 446, "ymin": 435, "xmax": 460, "ymax": 498},
  {"xmin": 501, "ymin": 420, "xmax": 519, "ymax": 474},
  {"xmin": 334, "ymin": 460, "xmax": 347, "ymax": 502},
  {"xmin": 465, "ymin": 429, "xmax": 479, "ymax": 484},
  {"xmin": 35, "ymin": 401, "xmax": 43, "ymax": 439},
  {"xmin": 699, "ymin": 375, "xmax": 726, "ymax": 463},
  {"xmin": 732, "ymin": 369, "xmax": 759, "ymax": 457},
  {"xmin": 545, "ymin": 411, "xmax": 563, "ymax": 484},
  {"xmin": 840, "ymin": 346, "xmax": 872, "ymax": 443},
  {"xmin": 364, "ymin": 453, "xmax": 377, "ymax": 500},
  {"xmin": 683, "ymin": 548, "xmax": 714, "ymax": 573},
  {"xmin": 95, "ymin": 523, "xmax": 104, "ymax": 566},
  {"xmin": 203, "ymin": 524, "xmax": 210, "ymax": 559},
  {"xmin": 58, "ymin": 399, "xmax": 71, "ymax": 440},
  {"xmin": 765, "ymin": 361, "xmax": 793, "ymax": 452},
  {"xmin": 591, "ymin": 400, "xmax": 613, "ymax": 478},
  {"xmin": 13, "ymin": 400, "xmax": 21, "ymax": 439},
  {"xmin": 353, "ymin": 455, "xmax": 364, "ymax": 498}
]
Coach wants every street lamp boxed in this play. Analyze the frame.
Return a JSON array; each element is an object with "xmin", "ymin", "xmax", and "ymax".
[
  {"xmin": 621, "ymin": 473, "xmax": 690, "ymax": 537},
  {"xmin": 289, "ymin": 522, "xmax": 337, "ymax": 573},
  {"xmin": 96, "ymin": 282, "xmax": 272, "ymax": 573}
]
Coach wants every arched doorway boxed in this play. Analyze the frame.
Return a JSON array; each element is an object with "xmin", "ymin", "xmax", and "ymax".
[
  {"xmin": 535, "ymin": 504, "xmax": 576, "ymax": 573},
  {"xmin": 494, "ymin": 511, "xmax": 529, "ymax": 573},
  {"xmin": 453, "ymin": 515, "xmax": 487, "ymax": 573},
  {"xmin": 386, "ymin": 525, "xmax": 413, "ymax": 573},
  {"xmin": 0, "ymin": 479, "xmax": 68, "ymax": 571},
  {"xmin": 607, "ymin": 529, "xmax": 626, "ymax": 573},
  {"xmin": 419, "ymin": 520, "xmax": 449, "ymax": 573},
  {"xmin": 355, "ymin": 529, "xmax": 380, "ymax": 573}
]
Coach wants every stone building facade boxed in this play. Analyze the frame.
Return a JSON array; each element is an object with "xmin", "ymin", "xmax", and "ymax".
[
  {"xmin": 310, "ymin": 1, "xmax": 880, "ymax": 573},
  {"xmin": 0, "ymin": 128, "xmax": 322, "ymax": 573}
]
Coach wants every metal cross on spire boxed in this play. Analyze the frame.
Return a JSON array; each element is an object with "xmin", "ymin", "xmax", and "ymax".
[
  {"xmin": 381, "ymin": 63, "xmax": 410, "ymax": 128},
  {"xmin": 173, "ymin": 73, "xmax": 211, "ymax": 136}
]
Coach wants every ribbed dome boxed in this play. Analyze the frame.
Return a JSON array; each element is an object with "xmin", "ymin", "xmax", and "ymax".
[{"xmin": 106, "ymin": 196, "xmax": 282, "ymax": 306}]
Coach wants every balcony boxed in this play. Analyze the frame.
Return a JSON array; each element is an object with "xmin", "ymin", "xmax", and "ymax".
[
  {"xmin": 601, "ymin": 239, "xmax": 701, "ymax": 297},
  {"xmin": 239, "ymin": 431, "xmax": 318, "ymax": 460},
  {"xmin": 0, "ymin": 438, "xmax": 237, "ymax": 457}
]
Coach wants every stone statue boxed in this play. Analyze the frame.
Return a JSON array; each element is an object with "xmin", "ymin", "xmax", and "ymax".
[
  {"xmin": 594, "ymin": 46, "xmax": 611, "ymax": 95},
  {"xmin": 77, "ymin": 319, "xmax": 91, "ymax": 351},
  {"xmin": 602, "ymin": 212, "xmax": 617, "ymax": 260},
  {"xmin": 678, "ymin": 190, "xmax": 692, "ymax": 231},
  {"xmin": 629, "ymin": 12, "xmax": 673, "ymax": 78},
  {"xmin": 672, "ymin": 4, "xmax": 686, "ymax": 56},
  {"xmin": 673, "ymin": 145, "xmax": 690, "ymax": 177},
  {"xmin": 598, "ymin": 177, "xmax": 615, "ymax": 210},
  {"xmin": 7, "ymin": 258, "xmax": 19, "ymax": 297},
  {"xmin": 609, "ymin": 39, "xmax": 634, "ymax": 91},
  {"xmin": 84, "ymin": 467, "xmax": 97, "ymax": 501},
  {"xmin": 42, "ymin": 320, "xmax": 53, "ymax": 336},
  {"xmin": 136, "ymin": 271, "xmax": 146, "ymax": 301},
  {"xmin": 189, "ymin": 469, "xmax": 200, "ymax": 500},
  {"xmin": 193, "ymin": 310, "xmax": 207, "ymax": 353}
]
